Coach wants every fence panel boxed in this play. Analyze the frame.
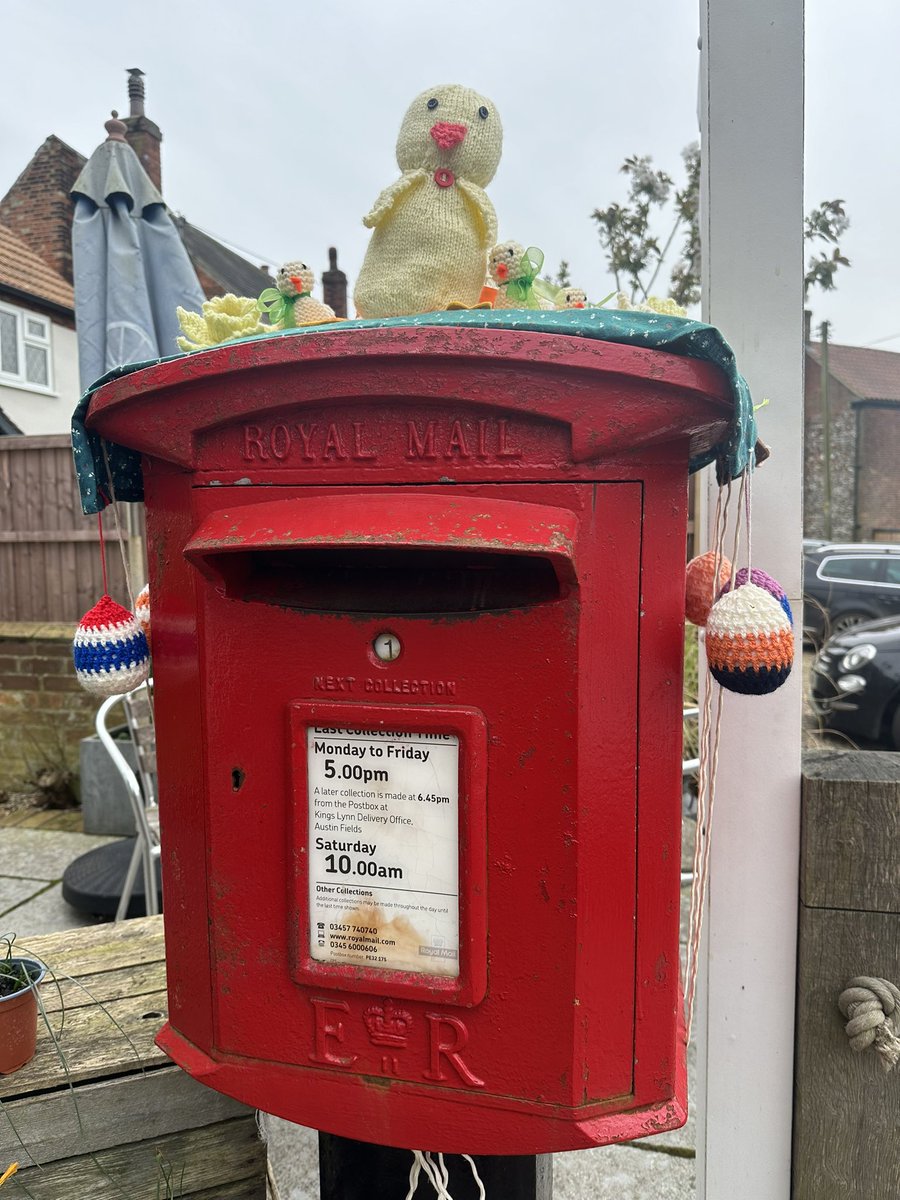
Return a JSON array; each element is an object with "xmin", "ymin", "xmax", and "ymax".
[{"xmin": 0, "ymin": 435, "xmax": 144, "ymax": 623}]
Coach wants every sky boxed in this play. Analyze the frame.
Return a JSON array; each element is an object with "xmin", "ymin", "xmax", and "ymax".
[{"xmin": 1, "ymin": 0, "xmax": 896, "ymax": 350}]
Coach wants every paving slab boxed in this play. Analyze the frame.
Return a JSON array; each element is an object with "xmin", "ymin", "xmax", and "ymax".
[
  {"xmin": 263, "ymin": 1117, "xmax": 318, "ymax": 1200},
  {"xmin": 0, "ymin": 875, "xmax": 49, "ymax": 917},
  {"xmin": 555, "ymin": 1143, "xmax": 694, "ymax": 1199},
  {"xmin": 6, "ymin": 882, "xmax": 104, "ymax": 938},
  {"xmin": 0, "ymin": 827, "xmax": 118, "ymax": 881}
]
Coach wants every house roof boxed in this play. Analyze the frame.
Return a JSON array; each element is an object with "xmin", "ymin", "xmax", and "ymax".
[
  {"xmin": 173, "ymin": 216, "xmax": 273, "ymax": 300},
  {"xmin": 0, "ymin": 222, "xmax": 74, "ymax": 311},
  {"xmin": 807, "ymin": 340, "xmax": 900, "ymax": 403},
  {"xmin": 2, "ymin": 135, "xmax": 272, "ymax": 305},
  {"xmin": 0, "ymin": 405, "xmax": 24, "ymax": 435}
]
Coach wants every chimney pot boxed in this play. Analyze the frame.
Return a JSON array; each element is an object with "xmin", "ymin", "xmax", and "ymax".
[{"xmin": 127, "ymin": 67, "xmax": 146, "ymax": 117}]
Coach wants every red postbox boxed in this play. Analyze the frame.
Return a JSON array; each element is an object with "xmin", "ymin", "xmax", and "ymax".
[{"xmin": 86, "ymin": 325, "xmax": 733, "ymax": 1153}]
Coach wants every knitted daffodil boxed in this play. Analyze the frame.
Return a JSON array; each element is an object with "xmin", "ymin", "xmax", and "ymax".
[
  {"xmin": 616, "ymin": 292, "xmax": 687, "ymax": 317},
  {"xmin": 176, "ymin": 294, "xmax": 266, "ymax": 352}
]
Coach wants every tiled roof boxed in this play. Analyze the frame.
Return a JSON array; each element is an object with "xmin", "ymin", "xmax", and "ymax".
[
  {"xmin": 0, "ymin": 222, "xmax": 74, "ymax": 311},
  {"xmin": 808, "ymin": 341, "xmax": 900, "ymax": 403},
  {"xmin": 173, "ymin": 217, "xmax": 273, "ymax": 299}
]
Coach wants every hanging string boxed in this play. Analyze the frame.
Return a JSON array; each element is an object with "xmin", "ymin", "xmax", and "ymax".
[
  {"xmin": 685, "ymin": 482, "xmax": 728, "ymax": 1025},
  {"xmin": 100, "ymin": 439, "xmax": 137, "ymax": 610},
  {"xmin": 97, "ymin": 510, "xmax": 110, "ymax": 596},
  {"xmin": 405, "ymin": 1151, "xmax": 485, "ymax": 1200},
  {"xmin": 684, "ymin": 470, "xmax": 749, "ymax": 1039},
  {"xmin": 744, "ymin": 462, "xmax": 754, "ymax": 575}
]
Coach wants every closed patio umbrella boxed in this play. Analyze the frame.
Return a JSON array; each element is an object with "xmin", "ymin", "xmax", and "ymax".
[{"xmin": 71, "ymin": 111, "xmax": 205, "ymax": 391}]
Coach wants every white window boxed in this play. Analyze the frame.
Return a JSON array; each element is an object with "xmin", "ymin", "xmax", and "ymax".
[{"xmin": 0, "ymin": 302, "xmax": 53, "ymax": 393}]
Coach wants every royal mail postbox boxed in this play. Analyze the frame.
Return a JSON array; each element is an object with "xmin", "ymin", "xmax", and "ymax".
[{"xmin": 85, "ymin": 322, "xmax": 736, "ymax": 1153}]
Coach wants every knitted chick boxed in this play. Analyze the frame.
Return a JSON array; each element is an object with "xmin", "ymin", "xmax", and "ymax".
[
  {"xmin": 487, "ymin": 242, "xmax": 555, "ymax": 310},
  {"xmin": 557, "ymin": 287, "xmax": 589, "ymax": 310},
  {"xmin": 354, "ymin": 84, "xmax": 502, "ymax": 317},
  {"xmin": 264, "ymin": 262, "xmax": 337, "ymax": 328}
]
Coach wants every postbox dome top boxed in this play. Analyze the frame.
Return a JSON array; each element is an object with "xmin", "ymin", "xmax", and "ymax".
[{"xmin": 73, "ymin": 308, "xmax": 758, "ymax": 515}]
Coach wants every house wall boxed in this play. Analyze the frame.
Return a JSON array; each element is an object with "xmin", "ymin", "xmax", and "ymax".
[
  {"xmin": 803, "ymin": 352, "xmax": 857, "ymax": 540},
  {"xmin": 856, "ymin": 403, "xmax": 900, "ymax": 542},
  {"xmin": 0, "ymin": 316, "xmax": 79, "ymax": 435}
]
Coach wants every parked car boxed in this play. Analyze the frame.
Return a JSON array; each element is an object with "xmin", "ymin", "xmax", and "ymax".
[
  {"xmin": 803, "ymin": 541, "xmax": 900, "ymax": 645},
  {"xmin": 810, "ymin": 615, "xmax": 900, "ymax": 748}
]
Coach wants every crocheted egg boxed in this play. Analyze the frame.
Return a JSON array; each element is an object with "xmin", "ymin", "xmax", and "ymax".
[
  {"xmin": 722, "ymin": 566, "xmax": 793, "ymax": 624},
  {"xmin": 134, "ymin": 584, "xmax": 151, "ymax": 646},
  {"xmin": 685, "ymin": 551, "xmax": 732, "ymax": 626},
  {"xmin": 73, "ymin": 594, "xmax": 150, "ymax": 697},
  {"xmin": 705, "ymin": 581, "xmax": 794, "ymax": 695}
]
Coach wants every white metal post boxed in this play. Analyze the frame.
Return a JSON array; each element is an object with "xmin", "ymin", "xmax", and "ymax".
[{"xmin": 696, "ymin": 3, "xmax": 804, "ymax": 1198}]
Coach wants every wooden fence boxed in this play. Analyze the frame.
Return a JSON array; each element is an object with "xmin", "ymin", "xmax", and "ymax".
[{"xmin": 0, "ymin": 435, "xmax": 145, "ymax": 623}]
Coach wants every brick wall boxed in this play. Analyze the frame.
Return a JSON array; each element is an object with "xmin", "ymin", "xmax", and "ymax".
[
  {"xmin": 804, "ymin": 352, "xmax": 858, "ymax": 540},
  {"xmin": 0, "ymin": 136, "xmax": 86, "ymax": 283},
  {"xmin": 0, "ymin": 622, "xmax": 100, "ymax": 791},
  {"xmin": 856, "ymin": 403, "xmax": 900, "ymax": 541}
]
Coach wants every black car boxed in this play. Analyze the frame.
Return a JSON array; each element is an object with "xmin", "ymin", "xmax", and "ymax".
[
  {"xmin": 803, "ymin": 541, "xmax": 900, "ymax": 645},
  {"xmin": 810, "ymin": 615, "xmax": 900, "ymax": 748}
]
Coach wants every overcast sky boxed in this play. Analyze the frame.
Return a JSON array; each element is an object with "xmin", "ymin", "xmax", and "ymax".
[{"xmin": 2, "ymin": 0, "xmax": 895, "ymax": 349}]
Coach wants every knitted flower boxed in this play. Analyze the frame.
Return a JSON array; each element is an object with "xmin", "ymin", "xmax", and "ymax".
[{"xmin": 176, "ymin": 294, "xmax": 266, "ymax": 352}]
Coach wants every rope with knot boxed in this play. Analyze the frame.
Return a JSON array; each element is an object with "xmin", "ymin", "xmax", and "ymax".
[{"xmin": 837, "ymin": 976, "xmax": 900, "ymax": 1073}]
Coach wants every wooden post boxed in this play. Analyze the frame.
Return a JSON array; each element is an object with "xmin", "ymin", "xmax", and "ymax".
[
  {"xmin": 794, "ymin": 750, "xmax": 900, "ymax": 1199},
  {"xmin": 318, "ymin": 1134, "xmax": 552, "ymax": 1200}
]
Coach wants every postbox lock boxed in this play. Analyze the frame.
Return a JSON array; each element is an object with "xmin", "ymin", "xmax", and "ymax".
[{"xmin": 373, "ymin": 632, "xmax": 402, "ymax": 662}]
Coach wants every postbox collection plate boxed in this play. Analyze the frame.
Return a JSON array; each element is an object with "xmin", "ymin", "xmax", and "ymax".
[{"xmin": 291, "ymin": 700, "xmax": 487, "ymax": 1007}]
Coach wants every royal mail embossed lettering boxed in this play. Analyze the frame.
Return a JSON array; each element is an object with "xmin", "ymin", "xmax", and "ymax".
[{"xmin": 240, "ymin": 418, "xmax": 522, "ymax": 464}]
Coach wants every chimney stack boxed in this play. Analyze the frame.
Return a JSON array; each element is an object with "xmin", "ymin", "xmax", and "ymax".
[
  {"xmin": 321, "ymin": 247, "xmax": 348, "ymax": 318},
  {"xmin": 123, "ymin": 68, "xmax": 163, "ymax": 191}
]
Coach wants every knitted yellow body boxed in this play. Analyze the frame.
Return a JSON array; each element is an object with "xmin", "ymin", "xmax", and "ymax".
[{"xmin": 354, "ymin": 84, "xmax": 502, "ymax": 318}]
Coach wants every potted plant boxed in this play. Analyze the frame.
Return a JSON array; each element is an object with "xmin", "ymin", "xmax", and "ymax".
[{"xmin": 0, "ymin": 936, "xmax": 45, "ymax": 1074}]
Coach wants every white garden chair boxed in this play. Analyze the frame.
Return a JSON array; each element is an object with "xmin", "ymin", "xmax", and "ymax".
[{"xmin": 95, "ymin": 680, "xmax": 160, "ymax": 921}]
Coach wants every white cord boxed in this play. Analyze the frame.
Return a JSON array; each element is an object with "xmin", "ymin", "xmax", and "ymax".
[{"xmin": 405, "ymin": 1151, "xmax": 486, "ymax": 1199}]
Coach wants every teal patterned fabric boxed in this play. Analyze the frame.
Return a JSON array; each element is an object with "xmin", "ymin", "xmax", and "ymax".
[{"xmin": 72, "ymin": 308, "xmax": 757, "ymax": 514}]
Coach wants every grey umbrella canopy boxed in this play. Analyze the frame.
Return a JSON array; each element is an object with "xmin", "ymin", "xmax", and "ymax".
[{"xmin": 71, "ymin": 113, "xmax": 206, "ymax": 391}]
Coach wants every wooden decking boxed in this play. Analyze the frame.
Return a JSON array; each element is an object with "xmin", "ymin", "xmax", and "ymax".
[{"xmin": 0, "ymin": 916, "xmax": 266, "ymax": 1198}]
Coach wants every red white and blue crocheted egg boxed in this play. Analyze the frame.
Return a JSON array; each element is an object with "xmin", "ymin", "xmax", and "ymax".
[
  {"xmin": 705, "ymin": 580, "xmax": 794, "ymax": 695},
  {"xmin": 72, "ymin": 595, "xmax": 150, "ymax": 697}
]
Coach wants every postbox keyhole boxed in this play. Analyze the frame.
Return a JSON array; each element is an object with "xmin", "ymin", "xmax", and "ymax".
[{"xmin": 232, "ymin": 768, "xmax": 245, "ymax": 792}]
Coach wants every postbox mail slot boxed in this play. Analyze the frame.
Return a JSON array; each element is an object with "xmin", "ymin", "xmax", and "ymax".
[{"xmin": 185, "ymin": 493, "xmax": 577, "ymax": 614}]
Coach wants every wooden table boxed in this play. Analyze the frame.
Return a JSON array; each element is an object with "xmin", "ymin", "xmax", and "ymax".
[{"xmin": 0, "ymin": 916, "xmax": 266, "ymax": 1198}]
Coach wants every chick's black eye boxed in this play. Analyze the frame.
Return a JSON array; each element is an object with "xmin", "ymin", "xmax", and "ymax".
[
  {"xmin": 478, "ymin": 106, "xmax": 489, "ymax": 120},
  {"xmin": 427, "ymin": 97, "xmax": 438, "ymax": 110}
]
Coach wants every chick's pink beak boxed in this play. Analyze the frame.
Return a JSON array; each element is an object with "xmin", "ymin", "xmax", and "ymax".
[{"xmin": 430, "ymin": 121, "xmax": 467, "ymax": 150}]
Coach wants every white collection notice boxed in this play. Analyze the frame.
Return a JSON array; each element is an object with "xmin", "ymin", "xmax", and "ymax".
[{"xmin": 307, "ymin": 725, "xmax": 460, "ymax": 977}]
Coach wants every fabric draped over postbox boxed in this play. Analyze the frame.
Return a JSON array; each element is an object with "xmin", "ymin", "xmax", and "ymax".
[{"xmin": 71, "ymin": 308, "xmax": 758, "ymax": 514}]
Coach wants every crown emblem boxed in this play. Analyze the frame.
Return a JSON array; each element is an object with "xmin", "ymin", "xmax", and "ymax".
[{"xmin": 363, "ymin": 999, "xmax": 413, "ymax": 1047}]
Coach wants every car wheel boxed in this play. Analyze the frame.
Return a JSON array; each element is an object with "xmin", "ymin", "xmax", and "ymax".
[{"xmin": 829, "ymin": 611, "xmax": 873, "ymax": 638}]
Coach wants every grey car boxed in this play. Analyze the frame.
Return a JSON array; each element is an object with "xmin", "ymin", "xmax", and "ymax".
[{"xmin": 803, "ymin": 541, "xmax": 900, "ymax": 645}]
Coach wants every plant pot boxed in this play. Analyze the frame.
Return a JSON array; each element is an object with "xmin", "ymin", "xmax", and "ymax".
[{"xmin": 0, "ymin": 959, "xmax": 45, "ymax": 1074}]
